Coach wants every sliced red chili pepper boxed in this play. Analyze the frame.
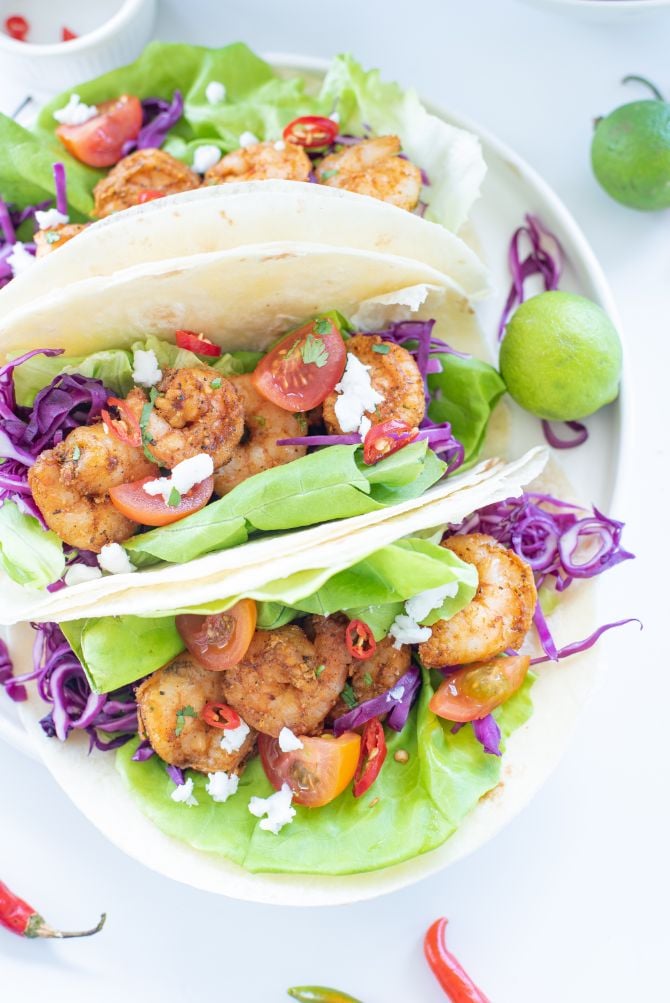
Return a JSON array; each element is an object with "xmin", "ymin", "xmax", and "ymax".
[
  {"xmin": 424, "ymin": 918, "xmax": 491, "ymax": 1003},
  {"xmin": 363, "ymin": 419, "xmax": 419, "ymax": 466},
  {"xmin": 137, "ymin": 189, "xmax": 165, "ymax": 204},
  {"xmin": 201, "ymin": 702, "xmax": 241, "ymax": 730},
  {"xmin": 0, "ymin": 880, "xmax": 105, "ymax": 939},
  {"xmin": 101, "ymin": 397, "xmax": 142, "ymax": 448},
  {"xmin": 283, "ymin": 116, "xmax": 339, "ymax": 149},
  {"xmin": 61, "ymin": 26, "xmax": 77, "ymax": 41},
  {"xmin": 345, "ymin": 619, "xmax": 376, "ymax": 661},
  {"xmin": 175, "ymin": 329, "xmax": 222, "ymax": 357},
  {"xmin": 352, "ymin": 718, "xmax": 387, "ymax": 798},
  {"xmin": 5, "ymin": 15, "xmax": 29, "ymax": 40}
]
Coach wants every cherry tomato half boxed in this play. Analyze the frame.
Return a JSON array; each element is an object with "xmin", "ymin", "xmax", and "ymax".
[
  {"xmin": 345, "ymin": 620, "xmax": 377, "ymax": 661},
  {"xmin": 176, "ymin": 600, "xmax": 257, "ymax": 672},
  {"xmin": 109, "ymin": 474, "xmax": 213, "ymax": 527},
  {"xmin": 259, "ymin": 731, "xmax": 361, "ymax": 807},
  {"xmin": 174, "ymin": 329, "xmax": 222, "ymax": 357},
  {"xmin": 429, "ymin": 654, "xmax": 531, "ymax": 723},
  {"xmin": 283, "ymin": 116, "xmax": 339, "ymax": 149},
  {"xmin": 137, "ymin": 189, "xmax": 165, "ymax": 204},
  {"xmin": 201, "ymin": 702, "xmax": 241, "ymax": 730},
  {"xmin": 252, "ymin": 317, "xmax": 346, "ymax": 412},
  {"xmin": 56, "ymin": 94, "xmax": 142, "ymax": 168},
  {"xmin": 101, "ymin": 397, "xmax": 142, "ymax": 448},
  {"xmin": 363, "ymin": 419, "xmax": 419, "ymax": 466},
  {"xmin": 353, "ymin": 718, "xmax": 387, "ymax": 798}
]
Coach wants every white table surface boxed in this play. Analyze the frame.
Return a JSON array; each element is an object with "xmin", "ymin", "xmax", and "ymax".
[{"xmin": 1, "ymin": 1, "xmax": 667, "ymax": 999}]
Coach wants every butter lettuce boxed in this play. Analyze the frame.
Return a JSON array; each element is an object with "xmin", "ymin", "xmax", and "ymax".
[{"xmin": 0, "ymin": 501, "xmax": 65, "ymax": 589}]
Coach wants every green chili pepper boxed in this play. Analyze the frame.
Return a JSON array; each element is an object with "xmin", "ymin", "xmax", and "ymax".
[{"xmin": 287, "ymin": 988, "xmax": 363, "ymax": 1003}]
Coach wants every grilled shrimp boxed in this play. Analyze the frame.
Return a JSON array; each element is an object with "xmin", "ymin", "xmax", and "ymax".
[
  {"xmin": 316, "ymin": 136, "xmax": 422, "ymax": 211},
  {"xmin": 34, "ymin": 223, "xmax": 87, "ymax": 257},
  {"xmin": 419, "ymin": 534, "xmax": 537, "ymax": 668},
  {"xmin": 136, "ymin": 652, "xmax": 256, "ymax": 774},
  {"xmin": 221, "ymin": 620, "xmax": 349, "ymax": 737},
  {"xmin": 145, "ymin": 367, "xmax": 245, "ymax": 469},
  {"xmin": 322, "ymin": 334, "xmax": 425, "ymax": 435},
  {"xmin": 93, "ymin": 149, "xmax": 201, "ymax": 218},
  {"xmin": 204, "ymin": 140, "xmax": 312, "ymax": 185},
  {"xmin": 28, "ymin": 423, "xmax": 157, "ymax": 552},
  {"xmin": 213, "ymin": 374, "xmax": 307, "ymax": 496}
]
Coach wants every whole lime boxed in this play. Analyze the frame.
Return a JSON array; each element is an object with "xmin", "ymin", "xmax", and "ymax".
[
  {"xmin": 591, "ymin": 99, "xmax": 670, "ymax": 210},
  {"xmin": 499, "ymin": 291, "xmax": 622, "ymax": 421}
]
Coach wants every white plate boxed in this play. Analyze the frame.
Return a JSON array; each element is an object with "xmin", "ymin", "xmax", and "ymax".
[{"xmin": 2, "ymin": 55, "xmax": 629, "ymax": 904}]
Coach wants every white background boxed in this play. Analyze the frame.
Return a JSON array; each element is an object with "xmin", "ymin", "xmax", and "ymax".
[{"xmin": 1, "ymin": 1, "xmax": 667, "ymax": 1000}]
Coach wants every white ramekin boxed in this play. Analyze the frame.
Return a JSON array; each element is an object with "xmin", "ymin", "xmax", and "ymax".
[{"xmin": 0, "ymin": 0, "xmax": 157, "ymax": 94}]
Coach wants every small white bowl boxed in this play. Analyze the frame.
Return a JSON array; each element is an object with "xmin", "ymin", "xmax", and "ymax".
[
  {"xmin": 519, "ymin": 0, "xmax": 670, "ymax": 20},
  {"xmin": 0, "ymin": 0, "xmax": 157, "ymax": 94}
]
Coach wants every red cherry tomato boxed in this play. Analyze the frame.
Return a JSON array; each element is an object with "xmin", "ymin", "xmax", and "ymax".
[
  {"xmin": 109, "ymin": 474, "xmax": 213, "ymax": 527},
  {"xmin": 101, "ymin": 397, "xmax": 142, "ymax": 448},
  {"xmin": 258, "ymin": 731, "xmax": 361, "ymax": 807},
  {"xmin": 174, "ymin": 329, "xmax": 222, "ymax": 357},
  {"xmin": 363, "ymin": 419, "xmax": 419, "ymax": 466},
  {"xmin": 252, "ymin": 317, "xmax": 346, "ymax": 412},
  {"xmin": 345, "ymin": 620, "xmax": 376, "ymax": 661},
  {"xmin": 429, "ymin": 655, "xmax": 531, "ymax": 723},
  {"xmin": 5, "ymin": 15, "xmax": 29, "ymax": 41},
  {"xmin": 56, "ymin": 94, "xmax": 142, "ymax": 168},
  {"xmin": 176, "ymin": 600, "xmax": 257, "ymax": 671},
  {"xmin": 353, "ymin": 718, "xmax": 387, "ymax": 798},
  {"xmin": 283, "ymin": 116, "xmax": 339, "ymax": 149},
  {"xmin": 61, "ymin": 27, "xmax": 77, "ymax": 41},
  {"xmin": 201, "ymin": 702, "xmax": 241, "ymax": 730},
  {"xmin": 137, "ymin": 189, "xmax": 165, "ymax": 204}
]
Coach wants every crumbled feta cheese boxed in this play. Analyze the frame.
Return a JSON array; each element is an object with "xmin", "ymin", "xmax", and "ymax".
[
  {"xmin": 7, "ymin": 242, "xmax": 36, "ymax": 276},
  {"xmin": 220, "ymin": 719, "xmax": 250, "ymax": 754},
  {"xmin": 333, "ymin": 353, "xmax": 384, "ymax": 434},
  {"xmin": 273, "ymin": 139, "xmax": 286, "ymax": 151},
  {"xmin": 35, "ymin": 208, "xmax": 69, "ymax": 229},
  {"xmin": 192, "ymin": 144, "xmax": 222, "ymax": 174},
  {"xmin": 389, "ymin": 613, "xmax": 432, "ymax": 650},
  {"xmin": 405, "ymin": 583, "xmax": 458, "ymax": 623},
  {"xmin": 97, "ymin": 543, "xmax": 136, "ymax": 575},
  {"xmin": 132, "ymin": 348, "xmax": 162, "ymax": 388},
  {"xmin": 143, "ymin": 453, "xmax": 214, "ymax": 504},
  {"xmin": 53, "ymin": 94, "xmax": 97, "ymax": 126},
  {"xmin": 170, "ymin": 777, "xmax": 198, "ymax": 806},
  {"xmin": 359, "ymin": 415, "xmax": 372, "ymax": 439},
  {"xmin": 205, "ymin": 80, "xmax": 226, "ymax": 105},
  {"xmin": 278, "ymin": 727, "xmax": 303, "ymax": 753},
  {"xmin": 239, "ymin": 131, "xmax": 260, "ymax": 148},
  {"xmin": 248, "ymin": 783, "xmax": 296, "ymax": 835},
  {"xmin": 206, "ymin": 771, "xmax": 239, "ymax": 803},
  {"xmin": 387, "ymin": 685, "xmax": 405, "ymax": 702},
  {"xmin": 64, "ymin": 564, "xmax": 103, "ymax": 587}
]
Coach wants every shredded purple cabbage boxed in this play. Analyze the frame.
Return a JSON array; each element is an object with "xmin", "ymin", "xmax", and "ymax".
[
  {"xmin": 498, "ymin": 214, "xmax": 563, "ymax": 340},
  {"xmin": 132, "ymin": 739, "xmax": 156, "ymax": 762},
  {"xmin": 1, "ymin": 623, "xmax": 138, "ymax": 751},
  {"xmin": 53, "ymin": 162, "xmax": 68, "ymax": 216},
  {"xmin": 529, "ymin": 618, "xmax": 641, "ymax": 665},
  {"xmin": 332, "ymin": 665, "xmax": 421, "ymax": 737},
  {"xmin": 122, "ymin": 92, "xmax": 183, "ymax": 155},
  {"xmin": 472, "ymin": 714, "xmax": 502, "ymax": 756},
  {"xmin": 166, "ymin": 764, "xmax": 185, "ymax": 786},
  {"xmin": 0, "ymin": 636, "xmax": 25, "ymax": 701},
  {"xmin": 0, "ymin": 164, "xmax": 70, "ymax": 288}
]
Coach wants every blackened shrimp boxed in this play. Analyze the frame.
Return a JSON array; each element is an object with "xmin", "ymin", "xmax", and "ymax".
[
  {"xmin": 136, "ymin": 652, "xmax": 256, "ymax": 774},
  {"xmin": 93, "ymin": 149, "xmax": 201, "ymax": 218},
  {"xmin": 316, "ymin": 136, "xmax": 422, "ymax": 211},
  {"xmin": 204, "ymin": 140, "xmax": 312, "ymax": 185},
  {"xmin": 34, "ymin": 223, "xmax": 88, "ymax": 257},
  {"xmin": 419, "ymin": 534, "xmax": 537, "ymax": 668}
]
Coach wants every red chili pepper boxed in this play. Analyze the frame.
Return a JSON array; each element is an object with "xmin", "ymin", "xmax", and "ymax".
[
  {"xmin": 345, "ymin": 619, "xmax": 376, "ymax": 661},
  {"xmin": 175, "ymin": 329, "xmax": 222, "ymax": 357},
  {"xmin": 0, "ymin": 880, "xmax": 105, "ymax": 939},
  {"xmin": 101, "ymin": 397, "xmax": 142, "ymax": 448},
  {"xmin": 283, "ymin": 116, "xmax": 339, "ymax": 149},
  {"xmin": 201, "ymin": 702, "xmax": 241, "ymax": 730},
  {"xmin": 352, "ymin": 718, "xmax": 386, "ymax": 798},
  {"xmin": 5, "ymin": 15, "xmax": 29, "ymax": 41},
  {"xmin": 363, "ymin": 419, "xmax": 419, "ymax": 466},
  {"xmin": 137, "ymin": 189, "xmax": 165, "ymax": 204},
  {"xmin": 61, "ymin": 26, "xmax": 77, "ymax": 42},
  {"xmin": 424, "ymin": 918, "xmax": 491, "ymax": 1003}
]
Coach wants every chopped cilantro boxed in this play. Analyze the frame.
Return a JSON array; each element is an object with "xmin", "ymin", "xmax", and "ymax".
[
  {"xmin": 254, "ymin": 414, "xmax": 266, "ymax": 427},
  {"xmin": 167, "ymin": 486, "xmax": 181, "ymax": 508},
  {"xmin": 341, "ymin": 683, "xmax": 358, "ymax": 709},
  {"xmin": 363, "ymin": 672, "xmax": 373, "ymax": 687},
  {"xmin": 314, "ymin": 664, "xmax": 326, "ymax": 678},
  {"xmin": 211, "ymin": 377, "xmax": 222, "ymax": 389},
  {"xmin": 139, "ymin": 387, "xmax": 161, "ymax": 465},
  {"xmin": 175, "ymin": 705, "xmax": 197, "ymax": 736},
  {"xmin": 320, "ymin": 169, "xmax": 339, "ymax": 181},
  {"xmin": 372, "ymin": 343, "xmax": 391, "ymax": 355},
  {"xmin": 296, "ymin": 413, "xmax": 308, "ymax": 433},
  {"xmin": 313, "ymin": 317, "xmax": 333, "ymax": 336},
  {"xmin": 71, "ymin": 445, "xmax": 81, "ymax": 462},
  {"xmin": 301, "ymin": 333, "xmax": 329, "ymax": 368}
]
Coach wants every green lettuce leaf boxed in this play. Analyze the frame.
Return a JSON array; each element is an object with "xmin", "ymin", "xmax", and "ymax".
[
  {"xmin": 0, "ymin": 501, "xmax": 65, "ymax": 588},
  {"xmin": 428, "ymin": 353, "xmax": 506, "ymax": 465},
  {"xmin": 116, "ymin": 671, "xmax": 533, "ymax": 875}
]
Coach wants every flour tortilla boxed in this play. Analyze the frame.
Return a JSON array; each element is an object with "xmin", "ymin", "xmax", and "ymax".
[{"xmin": 0, "ymin": 182, "xmax": 489, "ymax": 319}]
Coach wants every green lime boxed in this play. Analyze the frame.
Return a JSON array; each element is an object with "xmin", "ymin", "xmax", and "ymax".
[
  {"xmin": 499, "ymin": 291, "xmax": 622, "ymax": 421},
  {"xmin": 591, "ymin": 99, "xmax": 670, "ymax": 211}
]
